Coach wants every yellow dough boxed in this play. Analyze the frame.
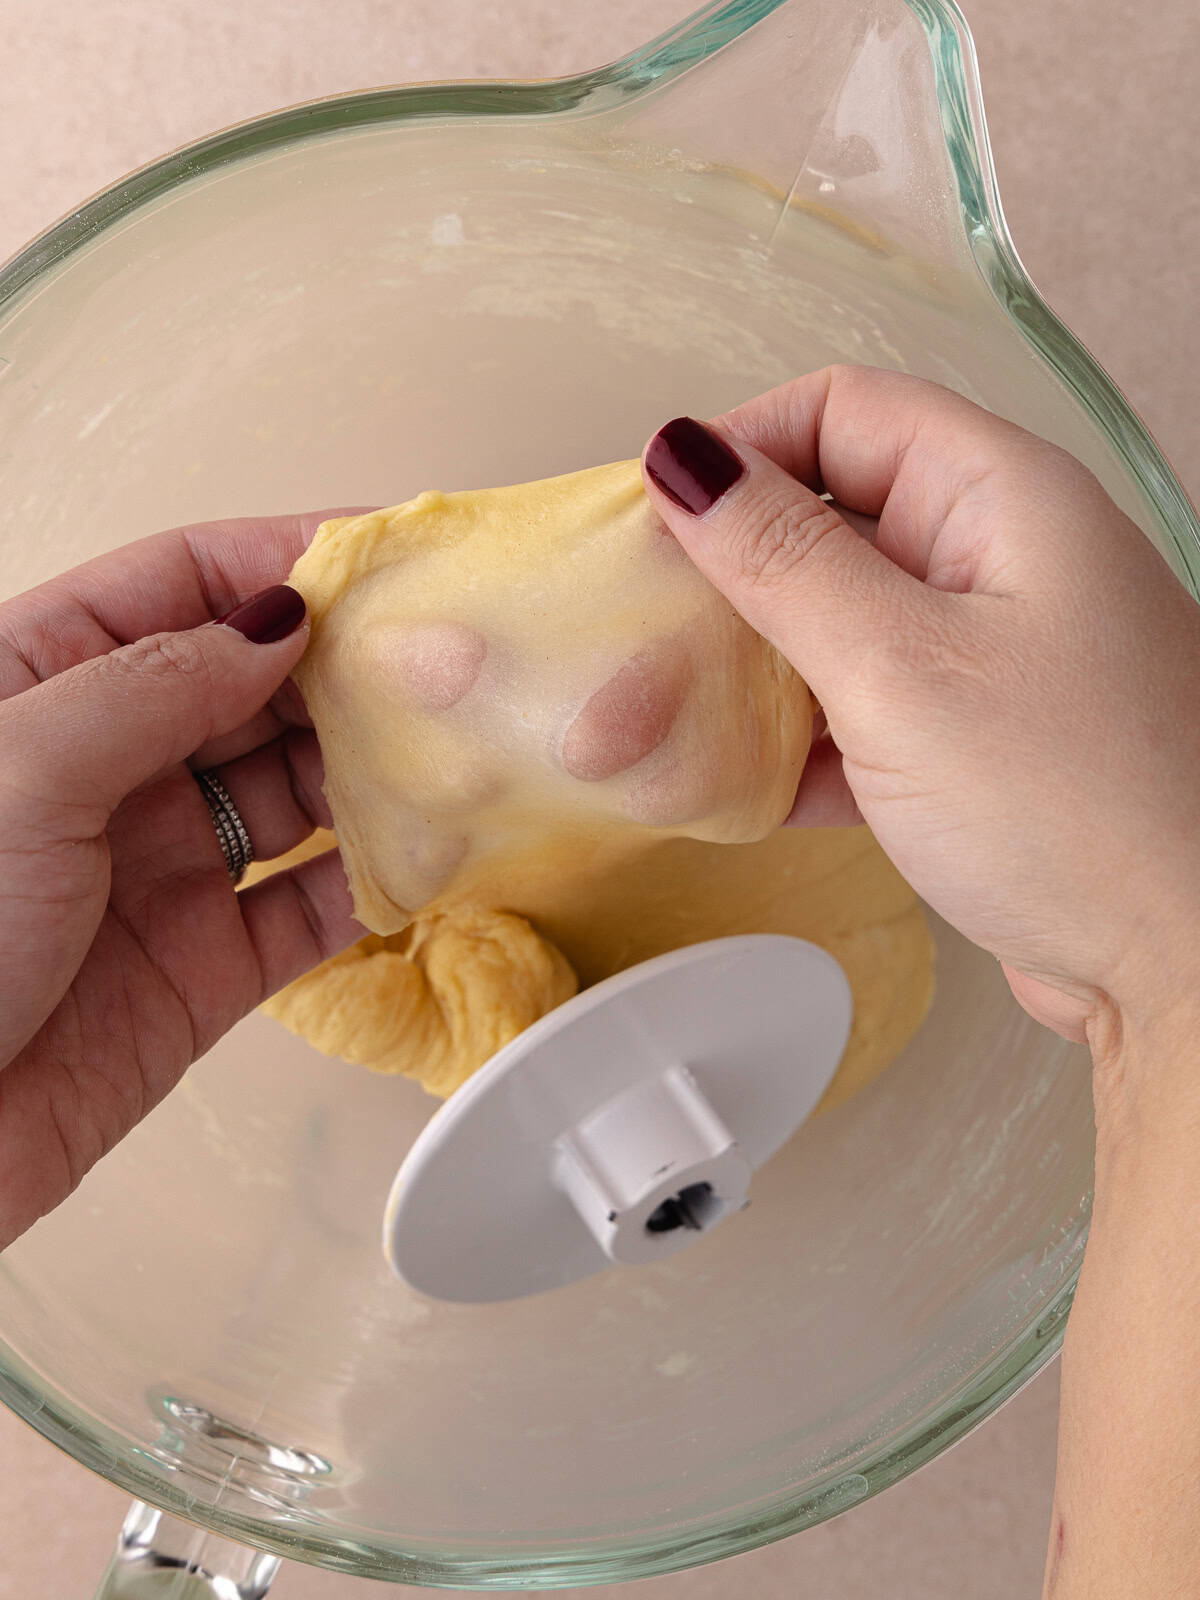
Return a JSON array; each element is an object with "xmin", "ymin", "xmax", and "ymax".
[
  {"xmin": 285, "ymin": 460, "xmax": 811, "ymax": 929},
  {"xmin": 261, "ymin": 461, "xmax": 934, "ymax": 1112},
  {"xmin": 262, "ymin": 903, "xmax": 576, "ymax": 1100}
]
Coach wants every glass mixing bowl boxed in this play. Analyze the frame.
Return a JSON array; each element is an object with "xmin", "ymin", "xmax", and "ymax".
[{"xmin": 0, "ymin": 0, "xmax": 1197, "ymax": 1590}]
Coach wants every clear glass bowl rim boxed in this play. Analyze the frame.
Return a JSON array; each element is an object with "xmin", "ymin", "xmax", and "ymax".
[{"xmin": 0, "ymin": 0, "xmax": 1197, "ymax": 1587}]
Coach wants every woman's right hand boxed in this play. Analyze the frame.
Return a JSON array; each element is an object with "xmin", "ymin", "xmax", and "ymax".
[{"xmin": 641, "ymin": 367, "xmax": 1200, "ymax": 1073}]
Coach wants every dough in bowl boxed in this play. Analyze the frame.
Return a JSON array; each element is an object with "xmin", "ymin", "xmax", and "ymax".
[
  {"xmin": 261, "ymin": 459, "xmax": 933, "ymax": 1109},
  {"xmin": 285, "ymin": 458, "xmax": 811, "ymax": 930}
]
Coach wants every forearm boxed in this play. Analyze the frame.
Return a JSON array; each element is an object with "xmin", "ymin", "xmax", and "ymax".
[{"xmin": 1046, "ymin": 1005, "xmax": 1200, "ymax": 1597}]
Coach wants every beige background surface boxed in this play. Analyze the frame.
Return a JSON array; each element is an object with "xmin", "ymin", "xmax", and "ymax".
[{"xmin": 0, "ymin": 0, "xmax": 1197, "ymax": 1595}]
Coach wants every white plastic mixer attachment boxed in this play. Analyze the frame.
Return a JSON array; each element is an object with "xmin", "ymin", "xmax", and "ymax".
[{"xmin": 382, "ymin": 934, "xmax": 853, "ymax": 1302}]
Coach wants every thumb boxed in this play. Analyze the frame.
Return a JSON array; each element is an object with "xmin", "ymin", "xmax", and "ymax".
[
  {"xmin": 641, "ymin": 415, "xmax": 927, "ymax": 708},
  {"xmin": 2, "ymin": 584, "xmax": 308, "ymax": 836}
]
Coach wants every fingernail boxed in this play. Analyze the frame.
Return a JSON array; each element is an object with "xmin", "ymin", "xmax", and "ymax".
[
  {"xmin": 645, "ymin": 417, "xmax": 746, "ymax": 515},
  {"xmin": 214, "ymin": 584, "xmax": 307, "ymax": 644}
]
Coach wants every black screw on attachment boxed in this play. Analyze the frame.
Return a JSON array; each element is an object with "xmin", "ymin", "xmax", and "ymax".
[{"xmin": 645, "ymin": 1181, "xmax": 715, "ymax": 1234}]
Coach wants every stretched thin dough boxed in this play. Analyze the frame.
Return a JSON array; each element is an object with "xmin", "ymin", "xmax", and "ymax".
[
  {"xmin": 287, "ymin": 460, "xmax": 812, "ymax": 932},
  {"xmin": 262, "ymin": 461, "xmax": 933, "ymax": 1106}
]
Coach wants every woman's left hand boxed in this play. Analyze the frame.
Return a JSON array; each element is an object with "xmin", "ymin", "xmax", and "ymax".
[{"xmin": 0, "ymin": 514, "xmax": 362, "ymax": 1249}]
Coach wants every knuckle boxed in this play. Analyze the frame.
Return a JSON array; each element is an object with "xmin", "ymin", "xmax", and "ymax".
[
  {"xmin": 735, "ymin": 500, "xmax": 846, "ymax": 587},
  {"xmin": 64, "ymin": 630, "xmax": 222, "ymax": 745},
  {"xmin": 107, "ymin": 630, "xmax": 216, "ymax": 696},
  {"xmin": 123, "ymin": 630, "xmax": 207, "ymax": 677}
]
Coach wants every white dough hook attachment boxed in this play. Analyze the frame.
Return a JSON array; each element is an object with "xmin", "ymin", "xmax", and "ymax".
[{"xmin": 383, "ymin": 935, "xmax": 852, "ymax": 1303}]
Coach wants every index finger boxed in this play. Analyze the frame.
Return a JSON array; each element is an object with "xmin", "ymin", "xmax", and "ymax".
[{"xmin": 0, "ymin": 507, "xmax": 371, "ymax": 697}]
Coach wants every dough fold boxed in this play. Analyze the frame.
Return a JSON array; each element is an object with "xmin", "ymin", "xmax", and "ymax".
[{"xmin": 265, "ymin": 902, "xmax": 576, "ymax": 1100}]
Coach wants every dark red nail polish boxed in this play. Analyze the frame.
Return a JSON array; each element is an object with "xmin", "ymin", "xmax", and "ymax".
[
  {"xmin": 645, "ymin": 417, "xmax": 746, "ymax": 515},
  {"xmin": 214, "ymin": 584, "xmax": 306, "ymax": 644}
]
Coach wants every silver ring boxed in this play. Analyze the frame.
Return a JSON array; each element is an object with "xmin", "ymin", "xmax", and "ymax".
[{"xmin": 195, "ymin": 770, "xmax": 255, "ymax": 885}]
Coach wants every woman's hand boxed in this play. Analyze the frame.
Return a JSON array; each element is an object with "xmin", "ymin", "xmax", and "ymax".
[
  {"xmin": 642, "ymin": 368, "xmax": 1200, "ymax": 1068},
  {"xmin": 645, "ymin": 368, "xmax": 1200, "ymax": 1600},
  {"xmin": 0, "ymin": 514, "xmax": 362, "ymax": 1248}
]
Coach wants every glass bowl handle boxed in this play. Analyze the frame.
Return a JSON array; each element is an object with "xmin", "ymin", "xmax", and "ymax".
[{"xmin": 94, "ymin": 1500, "xmax": 280, "ymax": 1599}]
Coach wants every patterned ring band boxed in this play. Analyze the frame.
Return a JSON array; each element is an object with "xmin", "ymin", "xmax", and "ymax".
[{"xmin": 194, "ymin": 770, "xmax": 255, "ymax": 885}]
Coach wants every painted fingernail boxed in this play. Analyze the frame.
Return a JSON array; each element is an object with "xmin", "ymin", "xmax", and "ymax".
[
  {"xmin": 214, "ymin": 584, "xmax": 307, "ymax": 643},
  {"xmin": 645, "ymin": 417, "xmax": 746, "ymax": 515}
]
